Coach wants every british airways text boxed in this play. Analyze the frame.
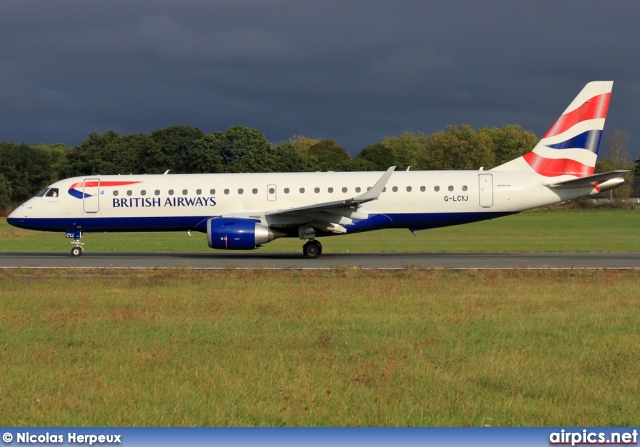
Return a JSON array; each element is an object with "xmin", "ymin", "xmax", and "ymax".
[{"xmin": 112, "ymin": 197, "xmax": 217, "ymax": 208}]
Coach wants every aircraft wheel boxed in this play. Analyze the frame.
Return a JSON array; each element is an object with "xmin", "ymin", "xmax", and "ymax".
[
  {"xmin": 303, "ymin": 240, "xmax": 322, "ymax": 259},
  {"xmin": 71, "ymin": 247, "xmax": 83, "ymax": 257}
]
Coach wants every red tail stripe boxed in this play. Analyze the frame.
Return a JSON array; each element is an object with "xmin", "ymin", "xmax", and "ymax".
[
  {"xmin": 523, "ymin": 152, "xmax": 594, "ymax": 178},
  {"xmin": 69, "ymin": 180, "xmax": 141, "ymax": 189},
  {"xmin": 542, "ymin": 92, "xmax": 611, "ymax": 139}
]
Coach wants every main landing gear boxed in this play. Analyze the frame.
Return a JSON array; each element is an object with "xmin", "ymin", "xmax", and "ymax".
[{"xmin": 303, "ymin": 240, "xmax": 322, "ymax": 259}]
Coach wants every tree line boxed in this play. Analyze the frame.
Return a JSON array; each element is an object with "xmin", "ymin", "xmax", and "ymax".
[{"xmin": 0, "ymin": 124, "xmax": 636, "ymax": 211}]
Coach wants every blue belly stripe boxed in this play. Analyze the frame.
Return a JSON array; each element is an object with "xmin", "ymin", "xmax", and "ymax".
[{"xmin": 8, "ymin": 212, "xmax": 517, "ymax": 234}]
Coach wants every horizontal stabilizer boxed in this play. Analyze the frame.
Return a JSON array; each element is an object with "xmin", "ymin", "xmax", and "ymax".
[{"xmin": 545, "ymin": 170, "xmax": 628, "ymax": 189}]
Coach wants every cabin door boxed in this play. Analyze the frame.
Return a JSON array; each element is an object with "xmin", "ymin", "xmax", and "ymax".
[
  {"xmin": 83, "ymin": 178, "xmax": 100, "ymax": 213},
  {"xmin": 267, "ymin": 184, "xmax": 277, "ymax": 201},
  {"xmin": 478, "ymin": 174, "xmax": 493, "ymax": 208}
]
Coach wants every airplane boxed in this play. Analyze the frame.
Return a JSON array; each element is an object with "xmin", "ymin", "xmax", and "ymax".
[{"xmin": 7, "ymin": 81, "xmax": 628, "ymax": 258}]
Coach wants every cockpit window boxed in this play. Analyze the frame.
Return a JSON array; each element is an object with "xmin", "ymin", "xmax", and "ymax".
[
  {"xmin": 45, "ymin": 188, "xmax": 59, "ymax": 197},
  {"xmin": 36, "ymin": 188, "xmax": 49, "ymax": 197}
]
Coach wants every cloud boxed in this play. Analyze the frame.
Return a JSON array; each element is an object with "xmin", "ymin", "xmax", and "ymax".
[{"xmin": 0, "ymin": 0, "xmax": 638, "ymax": 157}]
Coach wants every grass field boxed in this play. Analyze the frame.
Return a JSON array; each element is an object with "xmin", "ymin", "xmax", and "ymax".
[
  {"xmin": 1, "ymin": 209, "xmax": 639, "ymax": 253},
  {"xmin": 1, "ymin": 269, "xmax": 639, "ymax": 426}
]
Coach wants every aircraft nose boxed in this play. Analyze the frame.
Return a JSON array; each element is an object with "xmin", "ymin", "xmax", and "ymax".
[
  {"xmin": 7, "ymin": 208, "xmax": 18, "ymax": 226},
  {"xmin": 7, "ymin": 205, "xmax": 26, "ymax": 227}
]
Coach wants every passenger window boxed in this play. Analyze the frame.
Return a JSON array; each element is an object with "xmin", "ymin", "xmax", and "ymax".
[
  {"xmin": 420, "ymin": 186, "xmax": 426, "ymax": 192},
  {"xmin": 314, "ymin": 187, "xmax": 320, "ymax": 193},
  {"xmin": 383, "ymin": 187, "xmax": 386, "ymax": 192},
  {"xmin": 127, "ymin": 190, "xmax": 132, "ymax": 196},
  {"xmin": 155, "ymin": 190, "xmax": 160, "ymax": 196},
  {"xmin": 356, "ymin": 187, "xmax": 361, "ymax": 193},
  {"xmin": 224, "ymin": 189, "xmax": 229, "ymax": 195},
  {"xmin": 210, "ymin": 189, "xmax": 216, "ymax": 195},
  {"xmin": 406, "ymin": 186, "xmax": 412, "ymax": 192},
  {"xmin": 299, "ymin": 187, "xmax": 305, "ymax": 194},
  {"xmin": 328, "ymin": 187, "xmax": 333, "ymax": 193},
  {"xmin": 434, "ymin": 186, "xmax": 440, "ymax": 192},
  {"xmin": 284, "ymin": 188, "xmax": 290, "ymax": 194},
  {"xmin": 462, "ymin": 185, "xmax": 468, "ymax": 191},
  {"xmin": 367, "ymin": 187, "xmax": 372, "ymax": 191},
  {"xmin": 45, "ymin": 188, "xmax": 59, "ymax": 197},
  {"xmin": 342, "ymin": 187, "xmax": 347, "ymax": 193},
  {"xmin": 238, "ymin": 188, "xmax": 244, "ymax": 195},
  {"xmin": 196, "ymin": 189, "xmax": 202, "ymax": 195},
  {"xmin": 113, "ymin": 190, "xmax": 119, "ymax": 197},
  {"xmin": 182, "ymin": 189, "xmax": 188, "ymax": 195},
  {"xmin": 252, "ymin": 188, "xmax": 258, "ymax": 194},
  {"xmin": 448, "ymin": 186, "xmax": 454, "ymax": 192},
  {"xmin": 392, "ymin": 186, "xmax": 398, "ymax": 192},
  {"xmin": 269, "ymin": 187, "xmax": 275, "ymax": 194},
  {"xmin": 169, "ymin": 189, "xmax": 174, "ymax": 195},
  {"xmin": 141, "ymin": 190, "xmax": 146, "ymax": 196}
]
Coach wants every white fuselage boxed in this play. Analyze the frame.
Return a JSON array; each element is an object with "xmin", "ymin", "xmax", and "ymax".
[{"xmin": 7, "ymin": 169, "xmax": 584, "ymax": 236}]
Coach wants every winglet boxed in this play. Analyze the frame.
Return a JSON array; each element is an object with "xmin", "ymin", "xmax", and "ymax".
[{"xmin": 352, "ymin": 166, "xmax": 395, "ymax": 202}]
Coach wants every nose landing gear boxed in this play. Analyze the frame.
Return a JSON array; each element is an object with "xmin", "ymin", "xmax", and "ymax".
[
  {"xmin": 303, "ymin": 240, "xmax": 322, "ymax": 259},
  {"xmin": 66, "ymin": 231, "xmax": 85, "ymax": 257}
]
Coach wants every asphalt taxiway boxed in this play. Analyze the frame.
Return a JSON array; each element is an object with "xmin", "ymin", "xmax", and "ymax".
[{"xmin": 0, "ymin": 252, "xmax": 638, "ymax": 269}]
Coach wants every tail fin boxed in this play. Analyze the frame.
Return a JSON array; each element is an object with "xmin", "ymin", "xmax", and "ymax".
[{"xmin": 492, "ymin": 81, "xmax": 613, "ymax": 177}]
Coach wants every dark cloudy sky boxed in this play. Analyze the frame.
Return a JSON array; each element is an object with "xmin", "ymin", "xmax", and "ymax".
[{"xmin": 2, "ymin": 0, "xmax": 638, "ymax": 158}]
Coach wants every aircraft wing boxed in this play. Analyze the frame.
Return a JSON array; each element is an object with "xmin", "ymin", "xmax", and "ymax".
[
  {"xmin": 249, "ymin": 166, "xmax": 397, "ymax": 234},
  {"xmin": 265, "ymin": 166, "xmax": 395, "ymax": 217},
  {"xmin": 544, "ymin": 170, "xmax": 628, "ymax": 189}
]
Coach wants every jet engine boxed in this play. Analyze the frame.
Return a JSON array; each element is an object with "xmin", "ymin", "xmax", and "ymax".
[{"xmin": 207, "ymin": 217, "xmax": 282, "ymax": 250}]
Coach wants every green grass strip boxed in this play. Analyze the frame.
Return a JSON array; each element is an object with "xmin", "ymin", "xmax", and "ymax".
[{"xmin": 1, "ymin": 269, "xmax": 639, "ymax": 426}]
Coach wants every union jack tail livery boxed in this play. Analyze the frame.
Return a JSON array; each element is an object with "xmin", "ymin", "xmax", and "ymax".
[{"xmin": 494, "ymin": 81, "xmax": 613, "ymax": 178}]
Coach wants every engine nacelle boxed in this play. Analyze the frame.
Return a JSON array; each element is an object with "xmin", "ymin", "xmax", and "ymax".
[{"xmin": 207, "ymin": 218, "xmax": 281, "ymax": 250}]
